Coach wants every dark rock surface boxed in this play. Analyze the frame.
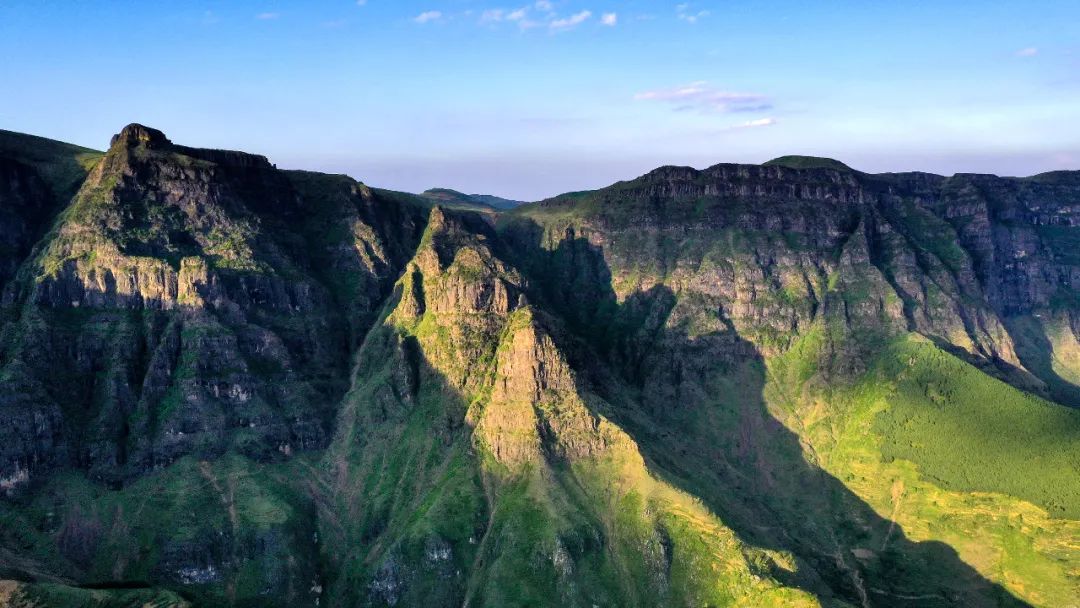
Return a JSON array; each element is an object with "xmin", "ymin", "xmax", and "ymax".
[{"xmin": 0, "ymin": 125, "xmax": 1075, "ymax": 607}]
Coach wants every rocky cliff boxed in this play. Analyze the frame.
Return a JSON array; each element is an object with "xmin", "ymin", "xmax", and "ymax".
[{"xmin": 0, "ymin": 130, "xmax": 1076, "ymax": 607}]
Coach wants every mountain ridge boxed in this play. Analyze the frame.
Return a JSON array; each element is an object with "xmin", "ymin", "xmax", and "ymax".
[{"xmin": 0, "ymin": 124, "xmax": 1076, "ymax": 608}]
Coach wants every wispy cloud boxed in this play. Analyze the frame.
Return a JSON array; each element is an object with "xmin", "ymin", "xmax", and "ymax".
[
  {"xmin": 1016, "ymin": 47, "xmax": 1039, "ymax": 57},
  {"xmin": 676, "ymin": 3, "xmax": 709, "ymax": 23},
  {"xmin": 477, "ymin": 5, "xmax": 535, "ymax": 28},
  {"xmin": 550, "ymin": 10, "xmax": 591, "ymax": 30},
  {"xmin": 414, "ymin": 10, "xmax": 442, "ymax": 24},
  {"xmin": 481, "ymin": 7, "xmax": 529, "ymax": 24},
  {"xmin": 470, "ymin": 4, "xmax": 607, "ymax": 33},
  {"xmin": 635, "ymin": 82, "xmax": 772, "ymax": 114},
  {"xmin": 734, "ymin": 117, "xmax": 776, "ymax": 129},
  {"xmin": 255, "ymin": 12, "xmax": 280, "ymax": 20},
  {"xmin": 356, "ymin": 0, "xmax": 367, "ymax": 5}
]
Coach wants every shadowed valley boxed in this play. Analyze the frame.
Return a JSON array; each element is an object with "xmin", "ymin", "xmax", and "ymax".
[{"xmin": 0, "ymin": 126, "xmax": 1076, "ymax": 607}]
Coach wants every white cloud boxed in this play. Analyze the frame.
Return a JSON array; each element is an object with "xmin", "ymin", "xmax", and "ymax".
[
  {"xmin": 550, "ymin": 9, "xmax": 591, "ymax": 30},
  {"xmin": 601, "ymin": 12, "xmax": 617, "ymax": 26},
  {"xmin": 535, "ymin": 0, "xmax": 553, "ymax": 11},
  {"xmin": 414, "ymin": 10, "xmax": 442, "ymax": 23},
  {"xmin": 479, "ymin": 6, "xmax": 534, "ymax": 27},
  {"xmin": 735, "ymin": 118, "xmax": 777, "ymax": 129},
  {"xmin": 676, "ymin": 3, "xmax": 709, "ymax": 23},
  {"xmin": 635, "ymin": 82, "xmax": 772, "ymax": 113},
  {"xmin": 356, "ymin": 0, "xmax": 367, "ymax": 5},
  {"xmin": 255, "ymin": 12, "xmax": 280, "ymax": 20},
  {"xmin": 1016, "ymin": 47, "xmax": 1039, "ymax": 57}
]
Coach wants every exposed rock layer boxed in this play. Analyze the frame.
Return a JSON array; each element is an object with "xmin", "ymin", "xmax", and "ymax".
[{"xmin": 0, "ymin": 130, "xmax": 1076, "ymax": 607}]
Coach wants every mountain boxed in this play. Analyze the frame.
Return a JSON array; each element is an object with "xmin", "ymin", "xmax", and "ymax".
[
  {"xmin": 468, "ymin": 193, "xmax": 526, "ymax": 210},
  {"xmin": 0, "ymin": 125, "xmax": 1076, "ymax": 608},
  {"xmin": 421, "ymin": 188, "xmax": 526, "ymax": 211}
]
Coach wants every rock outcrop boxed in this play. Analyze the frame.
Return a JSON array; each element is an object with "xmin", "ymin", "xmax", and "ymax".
[
  {"xmin": 0, "ymin": 126, "xmax": 1076, "ymax": 607},
  {"xmin": 0, "ymin": 123, "xmax": 425, "ymax": 504}
]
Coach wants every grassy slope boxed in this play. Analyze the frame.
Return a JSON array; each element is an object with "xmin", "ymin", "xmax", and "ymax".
[
  {"xmin": 2, "ymin": 125, "xmax": 1076, "ymax": 606},
  {"xmin": 320, "ymin": 215, "xmax": 824, "ymax": 607},
  {"xmin": 762, "ymin": 156, "xmax": 854, "ymax": 172},
  {"xmin": 0, "ymin": 455, "xmax": 320, "ymax": 607},
  {"xmin": 0, "ymin": 129, "xmax": 102, "ymax": 203},
  {"xmin": 0, "ymin": 579, "xmax": 191, "ymax": 608},
  {"xmin": 508, "ymin": 187, "xmax": 1080, "ymax": 606},
  {"xmin": 766, "ymin": 329, "xmax": 1080, "ymax": 607}
]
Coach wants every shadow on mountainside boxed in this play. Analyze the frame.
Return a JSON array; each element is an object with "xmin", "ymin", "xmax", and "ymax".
[
  {"xmin": 502, "ymin": 223, "xmax": 1031, "ymax": 608},
  {"xmin": 1001, "ymin": 315, "xmax": 1080, "ymax": 408}
]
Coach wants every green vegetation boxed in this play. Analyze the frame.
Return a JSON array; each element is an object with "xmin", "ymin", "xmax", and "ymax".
[
  {"xmin": 0, "ymin": 580, "xmax": 191, "ymax": 608},
  {"xmin": 2, "ymin": 125, "xmax": 1079, "ymax": 607},
  {"xmin": 418, "ymin": 189, "xmax": 524, "ymax": 212},
  {"xmin": 762, "ymin": 155, "xmax": 853, "ymax": 171},
  {"xmin": 873, "ymin": 337, "xmax": 1080, "ymax": 518},
  {"xmin": 0, "ymin": 454, "xmax": 318, "ymax": 607},
  {"xmin": 0, "ymin": 128, "xmax": 102, "ymax": 203}
]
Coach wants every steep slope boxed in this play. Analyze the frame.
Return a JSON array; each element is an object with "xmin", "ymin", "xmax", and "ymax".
[
  {"xmin": 0, "ymin": 129, "xmax": 102, "ymax": 206},
  {"xmin": 0, "ymin": 125, "xmax": 1076, "ymax": 607},
  {"xmin": 320, "ymin": 208, "xmax": 822, "ymax": 607},
  {"xmin": 0, "ymin": 130, "xmax": 101, "ymax": 295},
  {"xmin": 0, "ymin": 125, "xmax": 427, "ymax": 605},
  {"xmin": 501, "ymin": 162, "xmax": 1080, "ymax": 606}
]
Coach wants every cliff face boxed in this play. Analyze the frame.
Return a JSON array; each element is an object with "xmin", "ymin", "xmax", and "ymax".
[
  {"xmin": 0, "ymin": 124, "xmax": 426, "ymax": 495},
  {"xmin": 0, "ymin": 132, "xmax": 1077, "ymax": 607},
  {"xmin": 504, "ymin": 162, "xmax": 1080, "ymax": 394},
  {"xmin": 322, "ymin": 208, "xmax": 825, "ymax": 607}
]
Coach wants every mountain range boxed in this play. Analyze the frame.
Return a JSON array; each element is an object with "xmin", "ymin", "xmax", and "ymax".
[{"xmin": 0, "ymin": 124, "xmax": 1077, "ymax": 607}]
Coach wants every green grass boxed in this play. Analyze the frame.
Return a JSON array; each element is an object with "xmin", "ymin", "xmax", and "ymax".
[
  {"xmin": 872, "ymin": 337, "xmax": 1080, "ymax": 518},
  {"xmin": 0, "ymin": 128, "xmax": 102, "ymax": 203},
  {"xmin": 1035, "ymin": 224, "xmax": 1080, "ymax": 266},
  {"xmin": 1, "ymin": 580, "xmax": 191, "ymax": 608},
  {"xmin": 762, "ymin": 156, "xmax": 853, "ymax": 171},
  {"xmin": 4, "ymin": 454, "xmax": 320, "ymax": 607}
]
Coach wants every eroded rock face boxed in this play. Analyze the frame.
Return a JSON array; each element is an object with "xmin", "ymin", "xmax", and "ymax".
[
  {"xmin": 1, "ymin": 126, "xmax": 1077, "ymax": 607},
  {"xmin": 0, "ymin": 125, "xmax": 427, "ymax": 492},
  {"xmin": 503, "ymin": 163, "xmax": 1080, "ymax": 391}
]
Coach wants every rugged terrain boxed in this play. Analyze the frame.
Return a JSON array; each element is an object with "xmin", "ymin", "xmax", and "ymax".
[{"xmin": 0, "ymin": 125, "xmax": 1076, "ymax": 607}]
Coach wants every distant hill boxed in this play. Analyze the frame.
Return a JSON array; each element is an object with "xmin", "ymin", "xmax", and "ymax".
[
  {"xmin": 0, "ymin": 128, "xmax": 102, "ymax": 202},
  {"xmin": 762, "ymin": 155, "xmax": 853, "ymax": 171},
  {"xmin": 420, "ymin": 187, "xmax": 525, "ymax": 211}
]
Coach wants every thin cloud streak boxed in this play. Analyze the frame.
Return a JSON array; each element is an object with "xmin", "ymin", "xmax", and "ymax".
[
  {"xmin": 635, "ymin": 82, "xmax": 772, "ymax": 113},
  {"xmin": 414, "ymin": 10, "xmax": 442, "ymax": 24},
  {"xmin": 734, "ymin": 117, "xmax": 777, "ymax": 129},
  {"xmin": 550, "ymin": 10, "xmax": 592, "ymax": 30},
  {"xmin": 676, "ymin": 3, "xmax": 709, "ymax": 23}
]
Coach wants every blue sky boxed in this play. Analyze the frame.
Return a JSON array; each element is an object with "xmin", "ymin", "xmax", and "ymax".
[{"xmin": 1, "ymin": 0, "xmax": 1078, "ymax": 200}]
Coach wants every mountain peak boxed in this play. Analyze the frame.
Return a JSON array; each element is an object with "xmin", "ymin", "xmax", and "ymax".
[
  {"xmin": 762, "ymin": 155, "xmax": 852, "ymax": 171},
  {"xmin": 109, "ymin": 123, "xmax": 171, "ymax": 150}
]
